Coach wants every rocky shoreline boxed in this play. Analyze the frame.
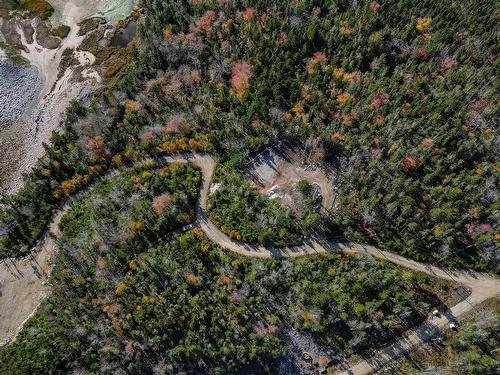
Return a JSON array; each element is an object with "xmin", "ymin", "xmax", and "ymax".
[
  {"xmin": 0, "ymin": 61, "xmax": 41, "ymax": 127},
  {"xmin": 0, "ymin": 61, "xmax": 42, "ymax": 191},
  {"xmin": 0, "ymin": 0, "xmax": 136, "ymax": 194}
]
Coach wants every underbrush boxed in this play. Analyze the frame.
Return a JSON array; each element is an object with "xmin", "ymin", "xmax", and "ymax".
[{"xmin": 208, "ymin": 171, "xmax": 302, "ymax": 247}]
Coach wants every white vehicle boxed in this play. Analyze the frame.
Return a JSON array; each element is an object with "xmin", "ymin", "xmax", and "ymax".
[
  {"xmin": 182, "ymin": 223, "xmax": 195, "ymax": 232},
  {"xmin": 449, "ymin": 322, "xmax": 457, "ymax": 330},
  {"xmin": 432, "ymin": 309, "xmax": 440, "ymax": 317}
]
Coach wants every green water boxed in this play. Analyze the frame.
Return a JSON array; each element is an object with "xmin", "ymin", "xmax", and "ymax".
[{"xmin": 111, "ymin": 20, "xmax": 136, "ymax": 47}]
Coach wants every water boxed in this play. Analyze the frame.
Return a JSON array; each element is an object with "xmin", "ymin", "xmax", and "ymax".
[{"xmin": 111, "ymin": 20, "xmax": 136, "ymax": 47}]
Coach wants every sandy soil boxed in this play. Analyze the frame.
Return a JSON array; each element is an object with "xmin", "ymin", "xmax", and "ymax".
[{"xmin": 248, "ymin": 147, "xmax": 337, "ymax": 214}]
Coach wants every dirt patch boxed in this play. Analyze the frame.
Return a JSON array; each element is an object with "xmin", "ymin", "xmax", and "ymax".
[
  {"xmin": 444, "ymin": 284, "xmax": 471, "ymax": 306},
  {"xmin": 0, "ymin": 213, "xmax": 60, "ymax": 346},
  {"xmin": 279, "ymin": 326, "xmax": 339, "ymax": 374},
  {"xmin": 247, "ymin": 147, "xmax": 338, "ymax": 214}
]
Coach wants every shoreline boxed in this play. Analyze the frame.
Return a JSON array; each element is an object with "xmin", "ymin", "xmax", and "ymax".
[{"xmin": 0, "ymin": 0, "xmax": 137, "ymax": 194}]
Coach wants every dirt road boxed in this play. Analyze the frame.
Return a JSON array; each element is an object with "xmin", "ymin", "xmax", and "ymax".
[
  {"xmin": 1, "ymin": 153, "xmax": 498, "ymax": 374},
  {"xmin": 337, "ymin": 285, "xmax": 498, "ymax": 375}
]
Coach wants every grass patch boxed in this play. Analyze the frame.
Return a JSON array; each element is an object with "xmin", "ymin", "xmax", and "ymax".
[
  {"xmin": 0, "ymin": 42, "xmax": 21, "ymax": 55},
  {"xmin": 0, "ymin": 42, "xmax": 30, "ymax": 64},
  {"xmin": 100, "ymin": 47, "xmax": 132, "ymax": 78}
]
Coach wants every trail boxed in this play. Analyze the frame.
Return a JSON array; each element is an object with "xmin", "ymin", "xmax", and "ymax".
[{"xmin": 0, "ymin": 154, "xmax": 498, "ymax": 375}]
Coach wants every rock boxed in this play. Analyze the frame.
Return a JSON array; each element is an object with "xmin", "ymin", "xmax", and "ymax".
[
  {"xmin": 33, "ymin": 19, "xmax": 61, "ymax": 49},
  {"xmin": 77, "ymin": 17, "xmax": 106, "ymax": 36}
]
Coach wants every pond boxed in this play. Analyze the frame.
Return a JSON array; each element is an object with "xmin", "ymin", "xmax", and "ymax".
[{"xmin": 110, "ymin": 20, "xmax": 136, "ymax": 47}]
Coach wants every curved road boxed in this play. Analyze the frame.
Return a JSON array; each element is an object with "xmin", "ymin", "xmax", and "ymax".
[{"xmin": 1, "ymin": 153, "xmax": 499, "ymax": 374}]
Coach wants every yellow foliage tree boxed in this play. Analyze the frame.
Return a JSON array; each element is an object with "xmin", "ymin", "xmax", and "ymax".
[
  {"xmin": 115, "ymin": 282, "xmax": 127, "ymax": 295},
  {"xmin": 152, "ymin": 193, "xmax": 172, "ymax": 215},
  {"xmin": 339, "ymin": 26, "xmax": 354, "ymax": 35},
  {"xmin": 123, "ymin": 100, "xmax": 141, "ymax": 115},
  {"xmin": 112, "ymin": 154, "xmax": 123, "ymax": 165},
  {"xmin": 416, "ymin": 17, "xmax": 432, "ymax": 31},
  {"xmin": 163, "ymin": 24, "xmax": 173, "ymax": 38},
  {"xmin": 336, "ymin": 92, "xmax": 352, "ymax": 105},
  {"xmin": 186, "ymin": 273, "xmax": 201, "ymax": 286},
  {"xmin": 188, "ymin": 138, "xmax": 200, "ymax": 151},
  {"xmin": 60, "ymin": 179, "xmax": 77, "ymax": 195}
]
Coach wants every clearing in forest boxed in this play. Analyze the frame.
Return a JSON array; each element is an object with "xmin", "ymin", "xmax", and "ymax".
[{"xmin": 247, "ymin": 146, "xmax": 338, "ymax": 214}]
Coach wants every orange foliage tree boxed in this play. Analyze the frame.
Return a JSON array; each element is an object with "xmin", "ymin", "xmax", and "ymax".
[
  {"xmin": 231, "ymin": 61, "xmax": 252, "ymax": 97},
  {"xmin": 152, "ymin": 193, "xmax": 172, "ymax": 215}
]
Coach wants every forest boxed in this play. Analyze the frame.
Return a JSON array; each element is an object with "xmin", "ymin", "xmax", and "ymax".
[
  {"xmin": 1, "ymin": 0, "xmax": 498, "ymax": 373},
  {"xmin": 386, "ymin": 300, "xmax": 499, "ymax": 375},
  {"xmin": 0, "ymin": 0, "xmax": 497, "ymax": 271},
  {"xmin": 0, "ymin": 163, "xmax": 452, "ymax": 373},
  {"xmin": 208, "ymin": 171, "xmax": 303, "ymax": 247}
]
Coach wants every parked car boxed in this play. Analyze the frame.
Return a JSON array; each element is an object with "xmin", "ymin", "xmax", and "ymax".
[{"xmin": 182, "ymin": 223, "xmax": 195, "ymax": 232}]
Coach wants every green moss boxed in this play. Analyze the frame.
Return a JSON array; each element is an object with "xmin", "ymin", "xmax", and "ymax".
[
  {"xmin": 19, "ymin": 0, "xmax": 54, "ymax": 20},
  {"xmin": 0, "ymin": 42, "xmax": 30, "ymax": 65},
  {"xmin": 51, "ymin": 25, "xmax": 71, "ymax": 39},
  {"xmin": 9, "ymin": 54, "xmax": 30, "ymax": 65},
  {"xmin": 0, "ymin": 42, "xmax": 20, "ymax": 55},
  {"xmin": 0, "ymin": 0, "xmax": 54, "ymax": 20}
]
